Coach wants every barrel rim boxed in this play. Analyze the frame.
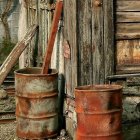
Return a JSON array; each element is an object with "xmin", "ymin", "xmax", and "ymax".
[
  {"xmin": 14, "ymin": 67, "xmax": 58, "ymax": 77},
  {"xmin": 75, "ymin": 84, "xmax": 122, "ymax": 92}
]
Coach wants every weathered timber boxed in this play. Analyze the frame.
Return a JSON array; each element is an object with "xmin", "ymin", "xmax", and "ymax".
[
  {"xmin": 64, "ymin": 0, "xmax": 77, "ymax": 97},
  {"xmin": 116, "ymin": 1, "xmax": 140, "ymax": 73},
  {"xmin": 117, "ymin": 12, "xmax": 140, "ymax": 23},
  {"xmin": 116, "ymin": 66, "xmax": 140, "ymax": 74},
  {"xmin": 103, "ymin": 0, "xmax": 115, "ymax": 82},
  {"xmin": 42, "ymin": 0, "xmax": 63, "ymax": 74},
  {"xmin": 0, "ymin": 24, "xmax": 38, "ymax": 85},
  {"xmin": 116, "ymin": 39, "xmax": 140, "ymax": 66},
  {"xmin": 116, "ymin": 23, "xmax": 140, "ymax": 40},
  {"xmin": 116, "ymin": 39, "xmax": 140, "ymax": 73},
  {"xmin": 77, "ymin": 0, "xmax": 92, "ymax": 85},
  {"xmin": 117, "ymin": 1, "xmax": 140, "ymax": 12},
  {"xmin": 92, "ymin": 0, "xmax": 104, "ymax": 84},
  {"xmin": 64, "ymin": 0, "xmax": 77, "ymax": 139}
]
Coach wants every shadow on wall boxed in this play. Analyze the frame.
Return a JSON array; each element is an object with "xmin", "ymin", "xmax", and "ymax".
[{"xmin": 58, "ymin": 74, "xmax": 66, "ymax": 130}]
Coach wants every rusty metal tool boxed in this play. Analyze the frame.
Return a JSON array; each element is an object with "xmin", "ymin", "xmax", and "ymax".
[{"xmin": 42, "ymin": 0, "xmax": 63, "ymax": 74}]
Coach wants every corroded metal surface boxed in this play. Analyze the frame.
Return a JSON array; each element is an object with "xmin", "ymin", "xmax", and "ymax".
[
  {"xmin": 75, "ymin": 85, "xmax": 123, "ymax": 140},
  {"xmin": 15, "ymin": 67, "xmax": 58, "ymax": 139}
]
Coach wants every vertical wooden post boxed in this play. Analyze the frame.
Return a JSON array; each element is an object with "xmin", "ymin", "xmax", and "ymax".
[
  {"xmin": 64, "ymin": 0, "xmax": 77, "ymax": 139},
  {"xmin": 103, "ymin": 0, "xmax": 115, "ymax": 81},
  {"xmin": 92, "ymin": 0, "xmax": 105, "ymax": 84},
  {"xmin": 77, "ymin": 0, "xmax": 93, "ymax": 86},
  {"xmin": 64, "ymin": 0, "xmax": 77, "ymax": 97}
]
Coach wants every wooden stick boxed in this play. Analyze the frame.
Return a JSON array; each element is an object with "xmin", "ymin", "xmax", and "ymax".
[
  {"xmin": 0, "ymin": 24, "xmax": 38, "ymax": 85},
  {"xmin": 41, "ymin": 0, "xmax": 63, "ymax": 74}
]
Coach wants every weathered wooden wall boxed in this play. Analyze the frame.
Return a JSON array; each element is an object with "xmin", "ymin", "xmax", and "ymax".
[
  {"xmin": 64, "ymin": 0, "xmax": 114, "ymax": 94},
  {"xmin": 64, "ymin": 0, "xmax": 140, "ymax": 139},
  {"xmin": 112, "ymin": 0, "xmax": 140, "ymax": 124},
  {"xmin": 19, "ymin": 0, "xmax": 64, "ymax": 73},
  {"xmin": 64, "ymin": 0, "xmax": 114, "ymax": 138},
  {"xmin": 116, "ymin": 0, "xmax": 140, "ymax": 74}
]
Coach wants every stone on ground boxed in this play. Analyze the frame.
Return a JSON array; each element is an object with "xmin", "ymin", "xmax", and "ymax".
[{"xmin": 0, "ymin": 88, "xmax": 8, "ymax": 99}]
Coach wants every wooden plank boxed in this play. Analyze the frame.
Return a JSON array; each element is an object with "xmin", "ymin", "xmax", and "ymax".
[
  {"xmin": 77, "ymin": 0, "xmax": 92, "ymax": 85},
  {"xmin": 42, "ymin": 0, "xmax": 63, "ymax": 74},
  {"xmin": 0, "ymin": 24, "xmax": 38, "ymax": 85},
  {"xmin": 103, "ymin": 0, "xmax": 115, "ymax": 81},
  {"xmin": 64, "ymin": 0, "xmax": 77, "ymax": 97},
  {"xmin": 116, "ymin": 66, "xmax": 140, "ymax": 74},
  {"xmin": 64, "ymin": 0, "xmax": 77, "ymax": 139},
  {"xmin": 116, "ymin": 39, "xmax": 140, "ymax": 73},
  {"xmin": 116, "ymin": 23, "xmax": 140, "ymax": 40},
  {"xmin": 92, "ymin": 0, "xmax": 105, "ymax": 84},
  {"xmin": 117, "ymin": 12, "xmax": 140, "ymax": 23},
  {"xmin": 117, "ymin": 1, "xmax": 140, "ymax": 12}
]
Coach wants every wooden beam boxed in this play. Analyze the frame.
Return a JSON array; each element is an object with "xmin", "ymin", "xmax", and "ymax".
[
  {"xmin": 116, "ymin": 23, "xmax": 140, "ymax": 40},
  {"xmin": 117, "ymin": 12, "xmax": 140, "ymax": 23},
  {"xmin": 117, "ymin": 1, "xmax": 140, "ymax": 12},
  {"xmin": 92, "ymin": 0, "xmax": 104, "ymax": 84},
  {"xmin": 104, "ymin": 0, "xmax": 115, "ymax": 82},
  {"xmin": 77, "ymin": 0, "xmax": 92, "ymax": 86},
  {"xmin": 0, "ymin": 24, "xmax": 38, "ymax": 85}
]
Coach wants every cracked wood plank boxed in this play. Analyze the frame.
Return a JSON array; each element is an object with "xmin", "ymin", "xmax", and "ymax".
[{"xmin": 0, "ymin": 24, "xmax": 38, "ymax": 85}]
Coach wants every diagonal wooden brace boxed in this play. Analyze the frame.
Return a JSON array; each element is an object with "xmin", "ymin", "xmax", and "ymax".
[{"xmin": 0, "ymin": 24, "xmax": 39, "ymax": 86}]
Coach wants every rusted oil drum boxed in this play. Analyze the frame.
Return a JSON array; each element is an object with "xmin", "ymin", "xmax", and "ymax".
[
  {"xmin": 75, "ymin": 85, "xmax": 123, "ymax": 140},
  {"xmin": 15, "ymin": 67, "xmax": 58, "ymax": 139}
]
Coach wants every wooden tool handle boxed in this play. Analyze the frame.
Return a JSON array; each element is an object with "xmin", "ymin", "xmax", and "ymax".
[{"xmin": 41, "ymin": 0, "xmax": 63, "ymax": 74}]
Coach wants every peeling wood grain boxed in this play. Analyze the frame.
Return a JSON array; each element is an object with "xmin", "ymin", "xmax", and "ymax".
[
  {"xmin": 0, "ymin": 24, "xmax": 38, "ymax": 85},
  {"xmin": 117, "ymin": 40, "xmax": 140, "ymax": 66}
]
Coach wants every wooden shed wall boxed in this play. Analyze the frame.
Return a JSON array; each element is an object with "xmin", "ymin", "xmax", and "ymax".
[
  {"xmin": 64, "ymin": 0, "xmax": 140, "ymax": 139},
  {"xmin": 116, "ymin": 0, "xmax": 140, "ymax": 74},
  {"xmin": 64, "ymin": 0, "xmax": 114, "ymax": 96},
  {"xmin": 19, "ymin": 0, "xmax": 64, "ymax": 73},
  {"xmin": 64, "ymin": 0, "xmax": 114, "ymax": 138}
]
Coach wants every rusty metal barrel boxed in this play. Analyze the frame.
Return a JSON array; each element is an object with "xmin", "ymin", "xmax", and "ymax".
[
  {"xmin": 75, "ymin": 85, "xmax": 123, "ymax": 140},
  {"xmin": 15, "ymin": 67, "xmax": 58, "ymax": 139}
]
